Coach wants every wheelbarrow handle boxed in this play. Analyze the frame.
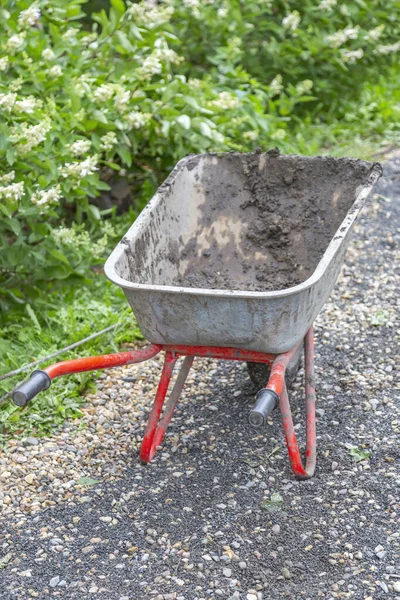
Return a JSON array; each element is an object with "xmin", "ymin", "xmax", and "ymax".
[
  {"xmin": 13, "ymin": 370, "xmax": 51, "ymax": 407},
  {"xmin": 12, "ymin": 344, "xmax": 162, "ymax": 407}
]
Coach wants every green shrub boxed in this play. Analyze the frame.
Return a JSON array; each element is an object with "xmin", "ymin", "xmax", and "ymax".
[
  {"xmin": 0, "ymin": 0, "xmax": 399, "ymax": 312},
  {"xmin": 171, "ymin": 0, "xmax": 400, "ymax": 116},
  {"xmin": 0, "ymin": 0, "xmax": 288, "ymax": 308}
]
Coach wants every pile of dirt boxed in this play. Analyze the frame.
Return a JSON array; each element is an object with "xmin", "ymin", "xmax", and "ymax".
[{"xmin": 175, "ymin": 150, "xmax": 373, "ymax": 291}]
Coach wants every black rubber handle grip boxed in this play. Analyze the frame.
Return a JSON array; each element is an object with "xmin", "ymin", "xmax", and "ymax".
[
  {"xmin": 249, "ymin": 388, "xmax": 279, "ymax": 427},
  {"xmin": 12, "ymin": 370, "xmax": 51, "ymax": 407}
]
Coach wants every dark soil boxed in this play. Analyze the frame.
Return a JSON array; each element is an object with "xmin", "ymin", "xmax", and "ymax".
[{"xmin": 175, "ymin": 150, "xmax": 375, "ymax": 291}]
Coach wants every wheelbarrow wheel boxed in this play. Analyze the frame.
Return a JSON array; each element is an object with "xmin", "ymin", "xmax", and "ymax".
[{"xmin": 247, "ymin": 344, "xmax": 302, "ymax": 389}]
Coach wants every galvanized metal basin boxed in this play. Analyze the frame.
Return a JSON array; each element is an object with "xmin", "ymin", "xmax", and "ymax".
[{"xmin": 105, "ymin": 152, "xmax": 382, "ymax": 354}]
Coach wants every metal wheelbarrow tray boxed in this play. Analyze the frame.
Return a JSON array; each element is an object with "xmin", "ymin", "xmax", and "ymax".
[{"xmin": 13, "ymin": 151, "xmax": 382, "ymax": 480}]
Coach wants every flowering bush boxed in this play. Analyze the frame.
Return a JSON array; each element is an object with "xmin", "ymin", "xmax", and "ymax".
[
  {"xmin": 0, "ymin": 0, "xmax": 399, "ymax": 309},
  {"xmin": 172, "ymin": 0, "xmax": 400, "ymax": 114}
]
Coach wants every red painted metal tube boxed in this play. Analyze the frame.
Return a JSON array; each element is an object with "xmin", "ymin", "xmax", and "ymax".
[
  {"xmin": 44, "ymin": 344, "xmax": 162, "ymax": 380},
  {"xmin": 140, "ymin": 355, "xmax": 194, "ymax": 463},
  {"xmin": 264, "ymin": 342, "xmax": 301, "ymax": 397},
  {"xmin": 277, "ymin": 328, "xmax": 316, "ymax": 479},
  {"xmin": 139, "ymin": 352, "xmax": 178, "ymax": 463},
  {"xmin": 162, "ymin": 344, "xmax": 276, "ymax": 364}
]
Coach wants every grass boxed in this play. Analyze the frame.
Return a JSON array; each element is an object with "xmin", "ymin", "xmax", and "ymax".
[{"xmin": 0, "ymin": 277, "xmax": 142, "ymax": 443}]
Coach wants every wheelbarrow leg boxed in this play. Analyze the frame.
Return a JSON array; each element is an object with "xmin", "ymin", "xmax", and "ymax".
[
  {"xmin": 140, "ymin": 353, "xmax": 194, "ymax": 463},
  {"xmin": 277, "ymin": 328, "xmax": 317, "ymax": 479}
]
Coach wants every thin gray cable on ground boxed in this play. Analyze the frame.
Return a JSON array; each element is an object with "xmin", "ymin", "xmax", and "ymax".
[{"xmin": 0, "ymin": 323, "xmax": 119, "ymax": 383}]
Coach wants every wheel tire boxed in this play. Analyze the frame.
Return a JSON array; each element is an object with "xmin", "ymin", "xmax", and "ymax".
[{"xmin": 247, "ymin": 344, "xmax": 302, "ymax": 390}]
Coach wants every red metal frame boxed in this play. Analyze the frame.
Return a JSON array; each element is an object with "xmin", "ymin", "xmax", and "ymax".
[{"xmin": 40, "ymin": 329, "xmax": 317, "ymax": 479}]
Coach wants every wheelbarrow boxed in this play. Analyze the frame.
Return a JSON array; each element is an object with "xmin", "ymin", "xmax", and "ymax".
[{"xmin": 12, "ymin": 151, "xmax": 382, "ymax": 479}]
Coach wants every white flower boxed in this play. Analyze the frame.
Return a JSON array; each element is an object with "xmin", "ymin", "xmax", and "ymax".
[
  {"xmin": 364, "ymin": 25, "xmax": 385, "ymax": 42},
  {"xmin": 0, "ymin": 93, "xmax": 17, "ymax": 111},
  {"xmin": 81, "ymin": 33, "xmax": 97, "ymax": 48},
  {"xmin": 243, "ymin": 130, "xmax": 259, "ymax": 142},
  {"xmin": 341, "ymin": 48, "xmax": 364, "ymax": 64},
  {"xmin": 282, "ymin": 11, "xmax": 301, "ymax": 31},
  {"xmin": 18, "ymin": 3, "xmax": 41, "ymax": 28},
  {"xmin": 0, "ymin": 181, "xmax": 24, "ymax": 201},
  {"xmin": 31, "ymin": 185, "xmax": 62, "ymax": 206},
  {"xmin": 295, "ymin": 79, "xmax": 313, "ymax": 95},
  {"xmin": 0, "ymin": 57, "xmax": 9, "ymax": 71},
  {"xmin": 114, "ymin": 86, "xmax": 130, "ymax": 113},
  {"xmin": 327, "ymin": 26, "xmax": 359, "ymax": 48},
  {"xmin": 10, "ymin": 77, "xmax": 23, "ymax": 92},
  {"xmin": 272, "ymin": 129, "xmax": 287, "ymax": 140},
  {"xmin": 6, "ymin": 33, "xmax": 26, "ymax": 52},
  {"xmin": 52, "ymin": 227, "xmax": 76, "ymax": 245},
  {"xmin": 127, "ymin": 3, "xmax": 174, "ymax": 25},
  {"xmin": 52, "ymin": 227, "xmax": 90, "ymax": 246},
  {"xmin": 0, "ymin": 171, "xmax": 15, "ymax": 184},
  {"xmin": 373, "ymin": 42, "xmax": 400, "ymax": 55},
  {"xmin": 69, "ymin": 139, "xmax": 92, "ymax": 156},
  {"xmin": 60, "ymin": 155, "xmax": 99, "ymax": 183},
  {"xmin": 100, "ymin": 132, "xmax": 118, "ymax": 150},
  {"xmin": 11, "ymin": 118, "xmax": 52, "ymax": 153},
  {"xmin": 125, "ymin": 111, "xmax": 152, "ymax": 129},
  {"xmin": 217, "ymin": 7, "xmax": 228, "ymax": 18},
  {"xmin": 49, "ymin": 65, "xmax": 62, "ymax": 78},
  {"xmin": 319, "ymin": 0, "xmax": 336, "ymax": 10},
  {"xmin": 92, "ymin": 234, "xmax": 109, "ymax": 258},
  {"xmin": 269, "ymin": 74, "xmax": 283, "ymax": 97},
  {"xmin": 74, "ymin": 74, "xmax": 92, "ymax": 97},
  {"xmin": 344, "ymin": 27, "xmax": 359, "ymax": 40},
  {"xmin": 339, "ymin": 4, "xmax": 350, "ymax": 16},
  {"xmin": 154, "ymin": 47, "xmax": 182, "ymax": 64},
  {"xmin": 13, "ymin": 96, "xmax": 43, "ymax": 114},
  {"xmin": 62, "ymin": 28, "xmax": 79, "ymax": 42},
  {"xmin": 183, "ymin": 0, "xmax": 199, "ymax": 6},
  {"xmin": 137, "ymin": 55, "xmax": 163, "ymax": 80},
  {"xmin": 209, "ymin": 91, "xmax": 240, "ymax": 111},
  {"xmin": 42, "ymin": 48, "xmax": 55, "ymax": 60},
  {"xmin": 188, "ymin": 78, "xmax": 202, "ymax": 89},
  {"xmin": 93, "ymin": 84, "xmax": 115, "ymax": 103}
]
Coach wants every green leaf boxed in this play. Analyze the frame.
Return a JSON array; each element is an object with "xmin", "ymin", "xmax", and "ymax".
[
  {"xmin": 48, "ymin": 248, "xmax": 71, "ymax": 266},
  {"xmin": 183, "ymin": 96, "xmax": 213, "ymax": 114},
  {"xmin": 111, "ymin": 0, "xmax": 126, "ymax": 17},
  {"xmin": 0, "ymin": 553, "xmax": 12, "ymax": 569},
  {"xmin": 92, "ymin": 110, "xmax": 108, "ymax": 125},
  {"xmin": 87, "ymin": 204, "xmax": 101, "ymax": 220},
  {"xmin": 103, "ymin": 162, "xmax": 121, "ymax": 171},
  {"xmin": 117, "ymin": 146, "xmax": 132, "ymax": 167},
  {"xmin": 26, "ymin": 304, "xmax": 41, "ymax": 332},
  {"xmin": 96, "ymin": 180, "xmax": 112, "ymax": 191},
  {"xmin": 76, "ymin": 476, "xmax": 101, "ymax": 486},
  {"xmin": 199, "ymin": 121, "xmax": 212, "ymax": 138},
  {"xmin": 260, "ymin": 493, "xmax": 284, "ymax": 512},
  {"xmin": 161, "ymin": 120, "xmax": 171, "ymax": 137},
  {"xmin": 6, "ymin": 148, "xmax": 15, "ymax": 166},
  {"xmin": 0, "ymin": 203, "xmax": 13, "ymax": 218},
  {"xmin": 369, "ymin": 311, "xmax": 389, "ymax": 327},
  {"xmin": 162, "ymin": 79, "xmax": 181, "ymax": 103},
  {"xmin": 115, "ymin": 31, "xmax": 133, "ymax": 53},
  {"xmin": 349, "ymin": 447, "xmax": 371, "ymax": 463},
  {"xmin": 8, "ymin": 219, "xmax": 21, "ymax": 236},
  {"xmin": 176, "ymin": 115, "xmax": 191, "ymax": 130},
  {"xmin": 7, "ymin": 244, "xmax": 26, "ymax": 267}
]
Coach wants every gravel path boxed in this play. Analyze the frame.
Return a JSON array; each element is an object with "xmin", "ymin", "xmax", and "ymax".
[{"xmin": 1, "ymin": 154, "xmax": 399, "ymax": 600}]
